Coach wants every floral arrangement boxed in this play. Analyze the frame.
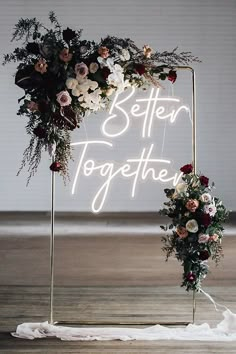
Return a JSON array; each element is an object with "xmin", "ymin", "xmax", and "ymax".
[
  {"xmin": 160, "ymin": 164, "xmax": 229, "ymax": 292},
  {"xmin": 3, "ymin": 12, "xmax": 200, "ymax": 182}
]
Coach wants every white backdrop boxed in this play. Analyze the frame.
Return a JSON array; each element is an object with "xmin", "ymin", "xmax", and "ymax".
[{"xmin": 0, "ymin": 0, "xmax": 235, "ymax": 212}]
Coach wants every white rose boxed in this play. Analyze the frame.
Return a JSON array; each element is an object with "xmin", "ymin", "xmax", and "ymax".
[
  {"xmin": 200, "ymin": 193, "xmax": 212, "ymax": 203},
  {"xmin": 71, "ymin": 86, "xmax": 82, "ymax": 97},
  {"xmin": 66, "ymin": 78, "xmax": 78, "ymax": 90},
  {"xmin": 175, "ymin": 183, "xmax": 187, "ymax": 194},
  {"xmin": 120, "ymin": 49, "xmax": 130, "ymax": 61},
  {"xmin": 204, "ymin": 204, "xmax": 217, "ymax": 217},
  {"xmin": 198, "ymin": 233, "xmax": 210, "ymax": 243},
  {"xmin": 88, "ymin": 79, "xmax": 99, "ymax": 91},
  {"xmin": 89, "ymin": 62, "xmax": 99, "ymax": 74},
  {"xmin": 186, "ymin": 219, "xmax": 199, "ymax": 233},
  {"xmin": 106, "ymin": 87, "xmax": 115, "ymax": 96},
  {"xmin": 79, "ymin": 46, "xmax": 88, "ymax": 54},
  {"xmin": 78, "ymin": 81, "xmax": 91, "ymax": 93}
]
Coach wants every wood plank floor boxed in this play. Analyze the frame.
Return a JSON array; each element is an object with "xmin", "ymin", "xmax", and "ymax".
[{"xmin": 0, "ymin": 235, "xmax": 236, "ymax": 353}]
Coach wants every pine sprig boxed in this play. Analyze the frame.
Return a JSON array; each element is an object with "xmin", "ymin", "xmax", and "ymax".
[
  {"xmin": 153, "ymin": 47, "xmax": 201, "ymax": 66},
  {"xmin": 49, "ymin": 11, "xmax": 61, "ymax": 31},
  {"xmin": 11, "ymin": 17, "xmax": 43, "ymax": 43}
]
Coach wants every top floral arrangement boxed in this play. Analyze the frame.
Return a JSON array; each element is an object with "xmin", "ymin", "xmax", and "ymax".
[{"xmin": 3, "ymin": 12, "xmax": 200, "ymax": 181}]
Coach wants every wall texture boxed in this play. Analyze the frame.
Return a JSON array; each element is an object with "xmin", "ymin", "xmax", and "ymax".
[{"xmin": 0, "ymin": 0, "xmax": 235, "ymax": 212}]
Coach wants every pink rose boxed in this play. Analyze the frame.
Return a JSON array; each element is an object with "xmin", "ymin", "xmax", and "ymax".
[
  {"xmin": 59, "ymin": 48, "xmax": 73, "ymax": 63},
  {"xmin": 209, "ymin": 234, "xmax": 219, "ymax": 242},
  {"xmin": 204, "ymin": 203, "xmax": 217, "ymax": 217},
  {"xmin": 143, "ymin": 44, "xmax": 152, "ymax": 58},
  {"xmin": 176, "ymin": 226, "xmax": 188, "ymax": 239},
  {"xmin": 98, "ymin": 46, "xmax": 109, "ymax": 58},
  {"xmin": 198, "ymin": 233, "xmax": 210, "ymax": 243},
  {"xmin": 56, "ymin": 91, "xmax": 72, "ymax": 107},
  {"xmin": 89, "ymin": 62, "xmax": 99, "ymax": 74},
  {"xmin": 75, "ymin": 62, "xmax": 89, "ymax": 79},
  {"xmin": 27, "ymin": 101, "xmax": 39, "ymax": 112},
  {"xmin": 34, "ymin": 58, "xmax": 48, "ymax": 74},
  {"xmin": 185, "ymin": 199, "xmax": 199, "ymax": 213}
]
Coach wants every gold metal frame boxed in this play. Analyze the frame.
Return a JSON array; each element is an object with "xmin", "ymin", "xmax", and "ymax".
[{"xmin": 49, "ymin": 66, "xmax": 197, "ymax": 326}]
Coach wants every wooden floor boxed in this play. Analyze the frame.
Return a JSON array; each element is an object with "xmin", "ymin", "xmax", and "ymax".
[{"xmin": 0, "ymin": 235, "xmax": 236, "ymax": 353}]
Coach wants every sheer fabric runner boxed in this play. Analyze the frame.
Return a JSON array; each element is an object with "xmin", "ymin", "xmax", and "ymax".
[{"xmin": 12, "ymin": 309, "xmax": 236, "ymax": 341}]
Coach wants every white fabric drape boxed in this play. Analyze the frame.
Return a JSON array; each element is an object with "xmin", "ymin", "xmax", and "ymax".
[{"xmin": 12, "ymin": 309, "xmax": 236, "ymax": 341}]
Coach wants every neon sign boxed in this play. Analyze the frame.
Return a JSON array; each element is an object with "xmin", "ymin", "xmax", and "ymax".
[{"xmin": 71, "ymin": 87, "xmax": 190, "ymax": 213}]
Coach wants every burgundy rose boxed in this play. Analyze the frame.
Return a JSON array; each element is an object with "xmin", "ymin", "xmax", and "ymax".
[
  {"xmin": 199, "ymin": 250, "xmax": 210, "ymax": 261},
  {"xmin": 168, "ymin": 70, "xmax": 177, "ymax": 83},
  {"xmin": 101, "ymin": 67, "xmax": 111, "ymax": 80},
  {"xmin": 200, "ymin": 213, "xmax": 212, "ymax": 227},
  {"xmin": 200, "ymin": 175, "xmax": 209, "ymax": 187},
  {"xmin": 33, "ymin": 126, "xmax": 47, "ymax": 139},
  {"xmin": 134, "ymin": 64, "xmax": 146, "ymax": 75},
  {"xmin": 38, "ymin": 101, "xmax": 50, "ymax": 113},
  {"xmin": 186, "ymin": 272, "xmax": 196, "ymax": 282},
  {"xmin": 62, "ymin": 27, "xmax": 76, "ymax": 42},
  {"xmin": 50, "ymin": 161, "xmax": 62, "ymax": 172},
  {"xmin": 180, "ymin": 164, "xmax": 193, "ymax": 174}
]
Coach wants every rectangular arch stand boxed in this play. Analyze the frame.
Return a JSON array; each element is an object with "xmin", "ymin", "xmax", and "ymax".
[{"xmin": 50, "ymin": 66, "xmax": 197, "ymax": 327}]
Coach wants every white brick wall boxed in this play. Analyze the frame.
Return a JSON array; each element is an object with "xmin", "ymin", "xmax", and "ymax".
[{"xmin": 0, "ymin": 0, "xmax": 236, "ymax": 212}]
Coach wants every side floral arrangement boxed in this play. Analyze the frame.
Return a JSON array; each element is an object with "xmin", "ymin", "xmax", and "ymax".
[
  {"xmin": 160, "ymin": 164, "xmax": 229, "ymax": 291},
  {"xmin": 3, "ymin": 12, "xmax": 200, "ymax": 182}
]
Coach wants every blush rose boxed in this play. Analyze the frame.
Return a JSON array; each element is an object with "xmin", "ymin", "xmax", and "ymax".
[
  {"xmin": 185, "ymin": 199, "xmax": 199, "ymax": 212},
  {"xmin": 56, "ymin": 91, "xmax": 72, "ymax": 107}
]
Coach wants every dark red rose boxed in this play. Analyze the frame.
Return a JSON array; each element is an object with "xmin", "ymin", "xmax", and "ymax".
[
  {"xmin": 26, "ymin": 42, "xmax": 40, "ymax": 55},
  {"xmin": 186, "ymin": 272, "xmax": 196, "ymax": 282},
  {"xmin": 168, "ymin": 70, "xmax": 177, "ymax": 83},
  {"xmin": 200, "ymin": 213, "xmax": 212, "ymax": 227},
  {"xmin": 38, "ymin": 101, "xmax": 50, "ymax": 114},
  {"xmin": 199, "ymin": 250, "xmax": 210, "ymax": 261},
  {"xmin": 199, "ymin": 175, "xmax": 209, "ymax": 187},
  {"xmin": 50, "ymin": 161, "xmax": 62, "ymax": 172},
  {"xmin": 134, "ymin": 64, "xmax": 146, "ymax": 75},
  {"xmin": 101, "ymin": 67, "xmax": 111, "ymax": 80},
  {"xmin": 180, "ymin": 164, "xmax": 193, "ymax": 174},
  {"xmin": 33, "ymin": 126, "xmax": 47, "ymax": 139},
  {"xmin": 63, "ymin": 27, "xmax": 76, "ymax": 42}
]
